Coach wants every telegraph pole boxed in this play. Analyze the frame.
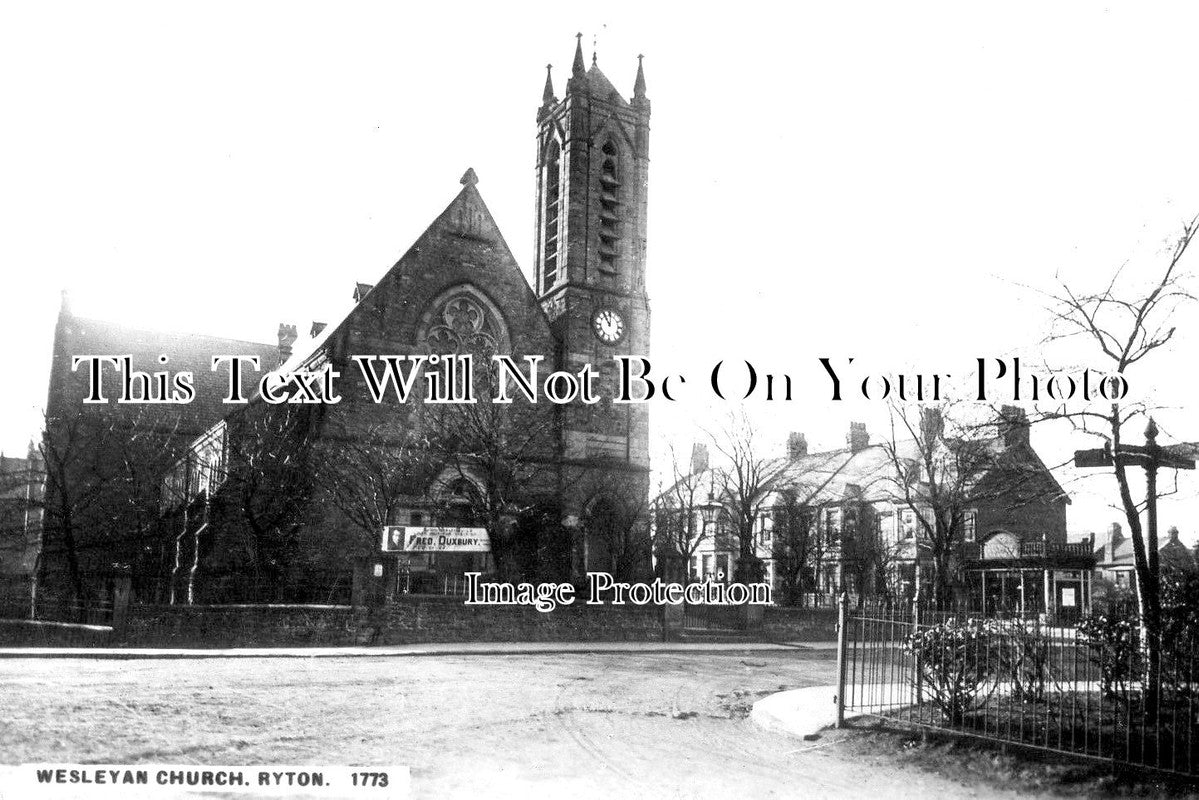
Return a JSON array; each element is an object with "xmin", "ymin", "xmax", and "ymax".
[{"xmin": 1074, "ymin": 417, "xmax": 1195, "ymax": 723}]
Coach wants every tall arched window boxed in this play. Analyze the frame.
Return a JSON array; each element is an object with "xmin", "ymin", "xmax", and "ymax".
[
  {"xmin": 542, "ymin": 139, "xmax": 562, "ymax": 291},
  {"xmin": 598, "ymin": 139, "xmax": 621, "ymax": 273}
]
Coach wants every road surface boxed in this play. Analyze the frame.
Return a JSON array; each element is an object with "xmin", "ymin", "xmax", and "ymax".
[{"xmin": 0, "ymin": 650, "xmax": 1018, "ymax": 798}]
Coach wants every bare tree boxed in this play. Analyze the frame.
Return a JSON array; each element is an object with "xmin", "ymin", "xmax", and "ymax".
[
  {"xmin": 38, "ymin": 406, "xmax": 181, "ymax": 617},
  {"xmin": 313, "ymin": 422, "xmax": 438, "ymax": 552},
  {"xmin": 707, "ymin": 410, "xmax": 789, "ymax": 583},
  {"xmin": 770, "ymin": 487, "xmax": 819, "ymax": 605},
  {"xmin": 652, "ymin": 445, "xmax": 714, "ymax": 582},
  {"xmin": 880, "ymin": 403, "xmax": 1021, "ymax": 606},
  {"xmin": 767, "ymin": 449, "xmax": 866, "ymax": 604},
  {"xmin": 0, "ymin": 450, "xmax": 38, "ymax": 575},
  {"xmin": 1041, "ymin": 214, "xmax": 1198, "ymax": 718},
  {"xmin": 423, "ymin": 375, "xmax": 558, "ymax": 582},
  {"xmin": 839, "ymin": 502, "xmax": 901, "ymax": 602},
  {"xmin": 215, "ymin": 404, "xmax": 318, "ymax": 596}
]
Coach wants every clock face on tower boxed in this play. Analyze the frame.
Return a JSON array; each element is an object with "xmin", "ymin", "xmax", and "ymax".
[{"xmin": 592, "ymin": 309, "xmax": 625, "ymax": 344}]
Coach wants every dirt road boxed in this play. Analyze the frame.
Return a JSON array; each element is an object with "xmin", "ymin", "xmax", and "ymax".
[{"xmin": 0, "ymin": 650, "xmax": 1018, "ymax": 798}]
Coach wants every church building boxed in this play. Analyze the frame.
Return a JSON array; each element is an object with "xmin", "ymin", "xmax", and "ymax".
[{"xmin": 40, "ymin": 39, "xmax": 654, "ymax": 605}]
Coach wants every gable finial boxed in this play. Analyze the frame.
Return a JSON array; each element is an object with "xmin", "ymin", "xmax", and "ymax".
[{"xmin": 460, "ymin": 167, "xmax": 478, "ymax": 187}]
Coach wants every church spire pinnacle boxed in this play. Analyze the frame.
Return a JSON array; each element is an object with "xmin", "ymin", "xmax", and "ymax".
[
  {"xmin": 633, "ymin": 54, "xmax": 647, "ymax": 99},
  {"xmin": 571, "ymin": 33, "xmax": 586, "ymax": 79},
  {"xmin": 541, "ymin": 63, "xmax": 555, "ymax": 105}
]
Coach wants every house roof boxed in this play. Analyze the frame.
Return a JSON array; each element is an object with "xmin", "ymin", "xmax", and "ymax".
[
  {"xmin": 656, "ymin": 440, "xmax": 919, "ymax": 509},
  {"xmin": 771, "ymin": 442, "xmax": 917, "ymax": 503},
  {"xmin": 1095, "ymin": 531, "xmax": 1195, "ymax": 568},
  {"xmin": 53, "ymin": 314, "xmax": 279, "ymax": 436},
  {"xmin": 656, "ymin": 427, "xmax": 1071, "ymax": 514}
]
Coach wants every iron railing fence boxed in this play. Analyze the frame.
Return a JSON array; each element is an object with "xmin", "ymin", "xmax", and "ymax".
[
  {"xmin": 398, "ymin": 571, "xmax": 475, "ymax": 597},
  {"xmin": 0, "ymin": 575, "xmax": 34, "ymax": 620},
  {"xmin": 190, "ymin": 574, "xmax": 353, "ymax": 606},
  {"xmin": 0, "ymin": 576, "xmax": 116, "ymax": 626},
  {"xmin": 34, "ymin": 597, "xmax": 115, "ymax": 626},
  {"xmin": 840, "ymin": 601, "xmax": 1199, "ymax": 776}
]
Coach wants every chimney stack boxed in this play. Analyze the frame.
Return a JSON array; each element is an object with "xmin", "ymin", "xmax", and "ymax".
[
  {"xmin": 847, "ymin": 422, "xmax": 869, "ymax": 453},
  {"xmin": 277, "ymin": 323, "xmax": 298, "ymax": 366},
  {"xmin": 310, "ymin": 321, "xmax": 327, "ymax": 338},
  {"xmin": 787, "ymin": 432, "xmax": 808, "ymax": 460},
  {"xmin": 999, "ymin": 405, "xmax": 1030, "ymax": 447},
  {"xmin": 1105, "ymin": 522, "xmax": 1123, "ymax": 563},
  {"xmin": 690, "ymin": 443, "xmax": 709, "ymax": 475},
  {"xmin": 919, "ymin": 407, "xmax": 944, "ymax": 443}
]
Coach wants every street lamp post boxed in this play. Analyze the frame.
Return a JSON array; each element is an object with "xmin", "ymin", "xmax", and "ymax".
[{"xmin": 697, "ymin": 492, "xmax": 722, "ymax": 582}]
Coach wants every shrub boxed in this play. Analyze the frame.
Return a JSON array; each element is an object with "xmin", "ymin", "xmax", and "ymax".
[
  {"xmin": 1077, "ymin": 612, "xmax": 1138, "ymax": 701},
  {"xmin": 907, "ymin": 618, "xmax": 1001, "ymax": 725},
  {"xmin": 993, "ymin": 618, "xmax": 1051, "ymax": 702},
  {"xmin": 1161, "ymin": 569, "xmax": 1199, "ymax": 640}
]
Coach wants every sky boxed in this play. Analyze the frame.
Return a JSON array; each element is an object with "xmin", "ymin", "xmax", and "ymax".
[{"xmin": 2, "ymin": 1, "xmax": 1198, "ymax": 542}]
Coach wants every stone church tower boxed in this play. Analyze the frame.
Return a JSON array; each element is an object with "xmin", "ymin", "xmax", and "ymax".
[
  {"xmin": 535, "ymin": 37, "xmax": 651, "ymax": 471},
  {"xmin": 535, "ymin": 37, "xmax": 651, "ymax": 574}
]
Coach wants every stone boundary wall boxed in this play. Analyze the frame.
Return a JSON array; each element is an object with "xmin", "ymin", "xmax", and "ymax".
[
  {"xmin": 0, "ymin": 619, "xmax": 114, "ymax": 646},
  {"xmin": 1, "ymin": 599, "xmax": 840, "ymax": 648},
  {"xmin": 761, "ymin": 607, "xmax": 839, "ymax": 641},
  {"xmin": 354, "ymin": 595, "xmax": 664, "ymax": 646},
  {"xmin": 119, "ymin": 596, "xmax": 664, "ymax": 647},
  {"xmin": 121, "ymin": 604, "xmax": 355, "ymax": 647}
]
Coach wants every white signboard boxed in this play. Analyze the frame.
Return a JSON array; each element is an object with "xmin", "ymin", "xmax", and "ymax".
[
  {"xmin": 381, "ymin": 526, "xmax": 490, "ymax": 553},
  {"xmin": 1061, "ymin": 587, "xmax": 1077, "ymax": 607}
]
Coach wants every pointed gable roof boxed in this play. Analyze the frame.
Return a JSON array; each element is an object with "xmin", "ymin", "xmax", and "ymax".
[
  {"xmin": 272, "ymin": 170, "xmax": 551, "ymax": 379},
  {"xmin": 586, "ymin": 64, "xmax": 629, "ymax": 106}
]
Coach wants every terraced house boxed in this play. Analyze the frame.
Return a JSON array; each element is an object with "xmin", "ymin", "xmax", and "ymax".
[{"xmin": 654, "ymin": 407, "xmax": 1091, "ymax": 617}]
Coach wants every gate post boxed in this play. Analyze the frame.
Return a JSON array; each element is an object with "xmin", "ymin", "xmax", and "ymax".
[
  {"xmin": 835, "ymin": 589, "xmax": 849, "ymax": 727},
  {"xmin": 351, "ymin": 556, "xmax": 387, "ymax": 608},
  {"xmin": 661, "ymin": 554, "xmax": 685, "ymax": 642},
  {"xmin": 110, "ymin": 569, "xmax": 132, "ymax": 639},
  {"xmin": 912, "ymin": 583, "xmax": 923, "ymax": 705}
]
